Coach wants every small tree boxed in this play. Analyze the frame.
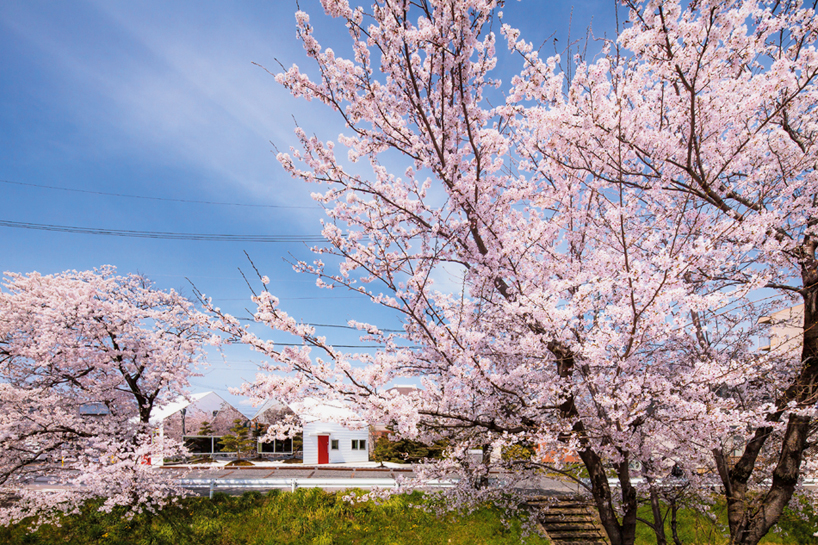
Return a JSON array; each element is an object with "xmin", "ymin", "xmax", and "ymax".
[
  {"xmin": 219, "ymin": 419, "xmax": 256, "ymax": 459},
  {"xmin": 198, "ymin": 421, "xmax": 214, "ymax": 436}
]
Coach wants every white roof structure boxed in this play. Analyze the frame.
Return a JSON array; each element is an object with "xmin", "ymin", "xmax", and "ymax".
[
  {"xmin": 251, "ymin": 398, "xmax": 292, "ymax": 421},
  {"xmin": 289, "ymin": 397, "xmax": 366, "ymax": 427},
  {"xmin": 150, "ymin": 391, "xmax": 228, "ymax": 424}
]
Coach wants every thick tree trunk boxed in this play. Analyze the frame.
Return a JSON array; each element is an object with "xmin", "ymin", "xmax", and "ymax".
[
  {"xmin": 616, "ymin": 456, "xmax": 639, "ymax": 545},
  {"xmin": 578, "ymin": 447, "xmax": 624, "ymax": 545},
  {"xmin": 728, "ymin": 414, "xmax": 810, "ymax": 545},
  {"xmin": 723, "ymin": 261, "xmax": 818, "ymax": 545},
  {"xmin": 577, "ymin": 446, "xmax": 640, "ymax": 545},
  {"xmin": 548, "ymin": 341, "xmax": 641, "ymax": 545}
]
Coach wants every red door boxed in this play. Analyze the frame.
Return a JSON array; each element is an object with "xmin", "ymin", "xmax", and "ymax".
[{"xmin": 317, "ymin": 435, "xmax": 329, "ymax": 464}]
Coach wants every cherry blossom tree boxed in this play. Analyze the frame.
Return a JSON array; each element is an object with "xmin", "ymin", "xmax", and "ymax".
[
  {"xmin": 207, "ymin": 1, "xmax": 817, "ymax": 544},
  {"xmin": 0, "ymin": 267, "xmax": 208, "ymax": 525},
  {"xmin": 508, "ymin": 0, "xmax": 818, "ymax": 543}
]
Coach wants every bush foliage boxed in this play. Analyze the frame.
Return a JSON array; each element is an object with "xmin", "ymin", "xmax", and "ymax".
[{"xmin": 371, "ymin": 436, "xmax": 446, "ymax": 464}]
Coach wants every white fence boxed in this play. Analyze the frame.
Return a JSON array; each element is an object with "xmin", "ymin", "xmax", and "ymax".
[{"xmin": 178, "ymin": 477, "xmax": 458, "ymax": 498}]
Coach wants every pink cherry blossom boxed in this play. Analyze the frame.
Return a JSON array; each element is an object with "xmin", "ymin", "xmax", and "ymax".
[
  {"xmin": 208, "ymin": 2, "xmax": 817, "ymax": 544},
  {"xmin": 0, "ymin": 267, "xmax": 208, "ymax": 526}
]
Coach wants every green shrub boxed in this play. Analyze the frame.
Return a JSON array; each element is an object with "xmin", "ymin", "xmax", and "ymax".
[
  {"xmin": 501, "ymin": 443, "xmax": 536, "ymax": 461},
  {"xmin": 372, "ymin": 435, "xmax": 446, "ymax": 463}
]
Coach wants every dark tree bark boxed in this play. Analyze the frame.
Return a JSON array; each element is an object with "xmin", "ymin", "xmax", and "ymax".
[
  {"xmin": 719, "ymin": 252, "xmax": 818, "ymax": 545},
  {"xmin": 646, "ymin": 478, "xmax": 669, "ymax": 545}
]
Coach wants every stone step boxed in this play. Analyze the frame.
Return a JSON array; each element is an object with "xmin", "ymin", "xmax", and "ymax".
[
  {"xmin": 540, "ymin": 512, "xmax": 595, "ymax": 519},
  {"xmin": 533, "ymin": 496, "xmax": 610, "ymax": 545},
  {"xmin": 540, "ymin": 521, "xmax": 597, "ymax": 528},
  {"xmin": 529, "ymin": 502, "xmax": 590, "ymax": 509},
  {"xmin": 541, "ymin": 511, "xmax": 592, "ymax": 516},
  {"xmin": 539, "ymin": 508, "xmax": 594, "ymax": 514},
  {"xmin": 559, "ymin": 541, "xmax": 608, "ymax": 545},
  {"xmin": 542, "ymin": 532, "xmax": 608, "ymax": 542},
  {"xmin": 548, "ymin": 521, "xmax": 599, "ymax": 532},
  {"xmin": 547, "ymin": 530, "xmax": 607, "ymax": 538}
]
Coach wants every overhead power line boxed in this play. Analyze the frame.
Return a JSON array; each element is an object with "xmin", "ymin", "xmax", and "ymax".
[
  {"xmin": 0, "ymin": 179, "xmax": 319, "ymax": 209},
  {"xmin": 224, "ymin": 296, "xmax": 362, "ymax": 301},
  {"xmin": 311, "ymin": 322, "xmax": 403, "ymax": 333},
  {"xmin": 259, "ymin": 342, "xmax": 390, "ymax": 348},
  {"xmin": 0, "ymin": 219, "xmax": 328, "ymax": 243},
  {"xmin": 235, "ymin": 317, "xmax": 403, "ymax": 333}
]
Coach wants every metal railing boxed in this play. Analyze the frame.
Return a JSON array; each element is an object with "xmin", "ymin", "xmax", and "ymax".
[{"xmin": 178, "ymin": 477, "xmax": 458, "ymax": 498}]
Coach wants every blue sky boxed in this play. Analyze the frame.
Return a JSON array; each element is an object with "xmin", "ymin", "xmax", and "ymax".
[{"xmin": 0, "ymin": 0, "xmax": 618, "ymax": 412}]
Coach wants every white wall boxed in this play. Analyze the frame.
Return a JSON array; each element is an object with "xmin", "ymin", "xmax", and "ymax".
[
  {"xmin": 302, "ymin": 421, "xmax": 370, "ymax": 464},
  {"xmin": 763, "ymin": 304, "xmax": 804, "ymax": 354}
]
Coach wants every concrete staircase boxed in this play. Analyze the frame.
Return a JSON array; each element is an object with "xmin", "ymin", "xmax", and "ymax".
[{"xmin": 528, "ymin": 496, "xmax": 610, "ymax": 545}]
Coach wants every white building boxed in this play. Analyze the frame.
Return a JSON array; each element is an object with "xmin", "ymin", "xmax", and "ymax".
[
  {"xmin": 293, "ymin": 398, "xmax": 370, "ymax": 465},
  {"xmin": 151, "ymin": 391, "xmax": 247, "ymax": 457},
  {"xmin": 758, "ymin": 304, "xmax": 804, "ymax": 354},
  {"xmin": 251, "ymin": 398, "xmax": 297, "ymax": 456}
]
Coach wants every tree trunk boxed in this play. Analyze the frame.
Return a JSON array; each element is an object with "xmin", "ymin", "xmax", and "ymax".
[
  {"xmin": 616, "ymin": 456, "xmax": 639, "ymax": 545},
  {"xmin": 577, "ymin": 446, "xmax": 640, "ymax": 545},
  {"xmin": 728, "ymin": 414, "xmax": 810, "ymax": 545},
  {"xmin": 647, "ymin": 480, "xmax": 668, "ymax": 545},
  {"xmin": 475, "ymin": 443, "xmax": 493, "ymax": 489},
  {"xmin": 724, "ymin": 260, "xmax": 818, "ymax": 545},
  {"xmin": 549, "ymin": 340, "xmax": 640, "ymax": 545},
  {"xmin": 670, "ymin": 497, "xmax": 683, "ymax": 545}
]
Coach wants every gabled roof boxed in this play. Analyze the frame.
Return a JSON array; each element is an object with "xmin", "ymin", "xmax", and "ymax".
[
  {"xmin": 251, "ymin": 398, "xmax": 297, "ymax": 425},
  {"xmin": 251, "ymin": 398, "xmax": 291, "ymax": 421},
  {"xmin": 290, "ymin": 397, "xmax": 366, "ymax": 426},
  {"xmin": 150, "ymin": 391, "xmax": 227, "ymax": 423},
  {"xmin": 79, "ymin": 402, "xmax": 110, "ymax": 416}
]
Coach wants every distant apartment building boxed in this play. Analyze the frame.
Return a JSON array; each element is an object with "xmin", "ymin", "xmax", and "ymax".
[
  {"xmin": 724, "ymin": 304, "xmax": 808, "ymax": 461},
  {"xmin": 758, "ymin": 304, "xmax": 804, "ymax": 355}
]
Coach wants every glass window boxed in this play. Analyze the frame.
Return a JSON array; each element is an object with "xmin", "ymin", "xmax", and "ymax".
[
  {"xmin": 274, "ymin": 439, "xmax": 293, "ymax": 453},
  {"xmin": 351, "ymin": 439, "xmax": 366, "ymax": 450},
  {"xmin": 331, "ymin": 439, "xmax": 339, "ymax": 450},
  {"xmin": 260, "ymin": 438, "xmax": 293, "ymax": 453},
  {"xmin": 185, "ymin": 436, "xmax": 221, "ymax": 454}
]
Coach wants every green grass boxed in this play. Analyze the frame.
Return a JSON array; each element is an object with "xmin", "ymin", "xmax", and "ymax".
[
  {"xmin": 633, "ymin": 498, "xmax": 818, "ymax": 545},
  {"xmin": 0, "ymin": 489, "xmax": 549, "ymax": 545},
  {"xmin": 7, "ymin": 489, "xmax": 817, "ymax": 545}
]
